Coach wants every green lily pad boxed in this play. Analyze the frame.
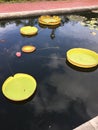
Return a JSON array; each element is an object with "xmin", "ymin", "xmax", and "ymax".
[
  {"xmin": 2, "ymin": 73, "xmax": 37, "ymax": 101},
  {"xmin": 80, "ymin": 18, "xmax": 98, "ymax": 30}
]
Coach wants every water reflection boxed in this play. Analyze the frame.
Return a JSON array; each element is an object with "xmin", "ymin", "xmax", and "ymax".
[
  {"xmin": 0, "ymin": 11, "xmax": 98, "ymax": 130},
  {"xmin": 0, "ymin": 97, "xmax": 90, "ymax": 130},
  {"xmin": 29, "ymin": 97, "xmax": 90, "ymax": 130},
  {"xmin": 38, "ymin": 23, "xmax": 60, "ymax": 39}
]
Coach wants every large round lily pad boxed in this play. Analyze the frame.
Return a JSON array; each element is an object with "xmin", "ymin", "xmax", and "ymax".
[
  {"xmin": 2, "ymin": 73, "xmax": 37, "ymax": 101},
  {"xmin": 67, "ymin": 48, "xmax": 98, "ymax": 68}
]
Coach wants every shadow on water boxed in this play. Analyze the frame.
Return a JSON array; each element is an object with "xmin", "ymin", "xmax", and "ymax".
[
  {"xmin": 38, "ymin": 23, "xmax": 60, "ymax": 29},
  {"xmin": 2, "ymin": 87, "xmax": 37, "ymax": 105},
  {"xmin": 20, "ymin": 33, "xmax": 38, "ymax": 38},
  {"xmin": 66, "ymin": 60, "xmax": 98, "ymax": 72}
]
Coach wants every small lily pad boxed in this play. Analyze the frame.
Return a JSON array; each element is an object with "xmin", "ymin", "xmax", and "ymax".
[
  {"xmin": 22, "ymin": 45, "xmax": 36, "ymax": 53},
  {"xmin": 20, "ymin": 26, "xmax": 38, "ymax": 36}
]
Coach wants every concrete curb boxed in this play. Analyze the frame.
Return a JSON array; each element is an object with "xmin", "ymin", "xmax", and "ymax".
[{"xmin": 0, "ymin": 6, "xmax": 98, "ymax": 20}]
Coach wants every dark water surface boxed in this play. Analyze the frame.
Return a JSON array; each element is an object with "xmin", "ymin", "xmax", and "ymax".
[{"xmin": 0, "ymin": 11, "xmax": 98, "ymax": 130}]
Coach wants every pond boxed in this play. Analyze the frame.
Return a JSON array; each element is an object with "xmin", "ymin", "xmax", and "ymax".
[{"xmin": 0, "ymin": 10, "xmax": 98, "ymax": 130}]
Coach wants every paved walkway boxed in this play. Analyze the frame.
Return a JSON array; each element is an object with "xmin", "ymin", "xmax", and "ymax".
[
  {"xmin": 0, "ymin": 0, "xmax": 98, "ymax": 19},
  {"xmin": 74, "ymin": 116, "xmax": 98, "ymax": 130}
]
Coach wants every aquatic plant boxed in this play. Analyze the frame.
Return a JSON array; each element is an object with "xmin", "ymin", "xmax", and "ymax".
[{"xmin": 80, "ymin": 18, "xmax": 98, "ymax": 30}]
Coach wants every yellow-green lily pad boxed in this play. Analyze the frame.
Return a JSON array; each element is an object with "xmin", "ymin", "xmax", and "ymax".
[
  {"xmin": 2, "ymin": 73, "xmax": 37, "ymax": 101},
  {"xmin": 67, "ymin": 48, "xmax": 98, "ymax": 68},
  {"xmin": 20, "ymin": 26, "xmax": 38, "ymax": 36}
]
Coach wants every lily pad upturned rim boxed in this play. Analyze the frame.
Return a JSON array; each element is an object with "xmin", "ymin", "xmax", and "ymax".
[
  {"xmin": 67, "ymin": 48, "xmax": 98, "ymax": 68},
  {"xmin": 38, "ymin": 15, "xmax": 61, "ymax": 26}
]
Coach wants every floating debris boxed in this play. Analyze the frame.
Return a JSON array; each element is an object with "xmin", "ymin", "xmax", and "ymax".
[
  {"xmin": 91, "ymin": 32, "xmax": 96, "ymax": 36},
  {"xmin": 0, "ymin": 39, "xmax": 5, "ymax": 43},
  {"xmin": 16, "ymin": 52, "xmax": 21, "ymax": 57}
]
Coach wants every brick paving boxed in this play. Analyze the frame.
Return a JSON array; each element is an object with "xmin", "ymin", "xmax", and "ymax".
[
  {"xmin": 0, "ymin": 0, "xmax": 98, "ymax": 14},
  {"xmin": 0, "ymin": 0, "xmax": 98, "ymax": 19}
]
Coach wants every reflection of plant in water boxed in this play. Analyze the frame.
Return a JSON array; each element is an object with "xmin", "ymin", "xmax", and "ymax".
[
  {"xmin": 0, "ymin": 17, "xmax": 38, "ymax": 28},
  {"xmin": 39, "ymin": 23, "xmax": 60, "ymax": 39},
  {"xmin": 0, "ymin": 20, "xmax": 22, "ymax": 28},
  {"xmin": 80, "ymin": 18, "xmax": 98, "ymax": 30},
  {"xmin": 60, "ymin": 15, "xmax": 69, "ymax": 26},
  {"xmin": 50, "ymin": 29, "xmax": 56, "ymax": 39}
]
